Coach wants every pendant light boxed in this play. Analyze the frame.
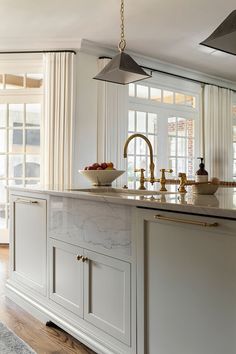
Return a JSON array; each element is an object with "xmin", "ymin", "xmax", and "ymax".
[
  {"xmin": 200, "ymin": 10, "xmax": 236, "ymax": 56},
  {"xmin": 93, "ymin": 0, "xmax": 151, "ymax": 85}
]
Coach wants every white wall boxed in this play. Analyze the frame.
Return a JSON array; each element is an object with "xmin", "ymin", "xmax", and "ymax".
[{"xmin": 72, "ymin": 52, "xmax": 98, "ymax": 188}]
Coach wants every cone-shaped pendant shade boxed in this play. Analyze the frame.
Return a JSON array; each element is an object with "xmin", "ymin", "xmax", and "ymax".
[
  {"xmin": 200, "ymin": 10, "xmax": 236, "ymax": 55},
  {"xmin": 93, "ymin": 52, "xmax": 151, "ymax": 85}
]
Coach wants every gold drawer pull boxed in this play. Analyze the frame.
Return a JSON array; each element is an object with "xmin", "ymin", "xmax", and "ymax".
[
  {"xmin": 154, "ymin": 214, "xmax": 219, "ymax": 227},
  {"xmin": 15, "ymin": 198, "xmax": 38, "ymax": 205}
]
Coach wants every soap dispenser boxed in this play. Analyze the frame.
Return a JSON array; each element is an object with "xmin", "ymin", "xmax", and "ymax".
[{"xmin": 195, "ymin": 157, "xmax": 208, "ymax": 183}]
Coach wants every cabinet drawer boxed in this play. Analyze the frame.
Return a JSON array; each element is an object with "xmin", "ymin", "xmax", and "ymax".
[{"xmin": 11, "ymin": 195, "xmax": 47, "ymax": 296}]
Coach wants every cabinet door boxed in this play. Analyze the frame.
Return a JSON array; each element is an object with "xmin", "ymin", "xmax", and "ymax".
[
  {"xmin": 11, "ymin": 196, "xmax": 47, "ymax": 296},
  {"xmin": 137, "ymin": 209, "xmax": 236, "ymax": 354},
  {"xmin": 49, "ymin": 239, "xmax": 83, "ymax": 318},
  {"xmin": 84, "ymin": 250, "xmax": 131, "ymax": 345}
]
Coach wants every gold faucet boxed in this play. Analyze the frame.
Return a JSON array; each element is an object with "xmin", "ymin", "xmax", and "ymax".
[{"xmin": 123, "ymin": 133, "xmax": 173, "ymax": 191}]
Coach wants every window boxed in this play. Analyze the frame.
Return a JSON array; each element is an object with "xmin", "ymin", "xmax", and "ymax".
[
  {"xmin": 127, "ymin": 78, "xmax": 200, "ymax": 188},
  {"xmin": 0, "ymin": 61, "xmax": 43, "ymax": 241}
]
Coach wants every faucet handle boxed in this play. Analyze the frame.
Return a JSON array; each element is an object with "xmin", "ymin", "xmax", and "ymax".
[
  {"xmin": 160, "ymin": 168, "xmax": 173, "ymax": 174},
  {"xmin": 178, "ymin": 172, "xmax": 187, "ymax": 193},
  {"xmin": 159, "ymin": 168, "xmax": 173, "ymax": 192},
  {"xmin": 134, "ymin": 168, "xmax": 146, "ymax": 190}
]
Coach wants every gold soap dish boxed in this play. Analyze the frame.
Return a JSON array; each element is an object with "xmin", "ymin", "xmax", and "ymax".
[{"xmin": 191, "ymin": 178, "xmax": 220, "ymax": 195}]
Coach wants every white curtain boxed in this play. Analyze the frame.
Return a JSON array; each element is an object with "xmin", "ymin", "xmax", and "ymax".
[
  {"xmin": 97, "ymin": 58, "xmax": 128, "ymax": 186},
  {"xmin": 204, "ymin": 85, "xmax": 233, "ymax": 180},
  {"xmin": 42, "ymin": 52, "xmax": 75, "ymax": 188}
]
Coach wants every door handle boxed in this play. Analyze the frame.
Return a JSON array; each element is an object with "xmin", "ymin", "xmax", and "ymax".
[
  {"xmin": 15, "ymin": 198, "xmax": 38, "ymax": 205},
  {"xmin": 154, "ymin": 214, "xmax": 219, "ymax": 227}
]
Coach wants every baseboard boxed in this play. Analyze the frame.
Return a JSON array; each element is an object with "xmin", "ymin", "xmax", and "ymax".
[{"xmin": 5, "ymin": 282, "xmax": 127, "ymax": 354}]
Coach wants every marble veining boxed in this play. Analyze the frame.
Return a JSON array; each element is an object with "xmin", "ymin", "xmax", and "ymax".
[{"xmin": 49, "ymin": 196, "xmax": 132, "ymax": 256}]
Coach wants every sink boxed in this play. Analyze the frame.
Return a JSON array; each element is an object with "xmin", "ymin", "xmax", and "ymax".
[{"xmin": 67, "ymin": 187, "xmax": 178, "ymax": 196}]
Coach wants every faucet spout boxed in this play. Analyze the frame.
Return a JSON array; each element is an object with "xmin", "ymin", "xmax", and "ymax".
[{"xmin": 123, "ymin": 133, "xmax": 155, "ymax": 183}]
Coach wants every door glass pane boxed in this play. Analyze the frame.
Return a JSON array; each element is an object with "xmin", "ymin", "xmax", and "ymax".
[
  {"xmin": 0, "ymin": 104, "xmax": 7, "ymax": 127},
  {"xmin": 25, "ymin": 130, "xmax": 40, "ymax": 153},
  {"xmin": 169, "ymin": 137, "xmax": 176, "ymax": 156},
  {"xmin": 8, "ymin": 155, "xmax": 24, "ymax": 178},
  {"xmin": 177, "ymin": 118, "xmax": 186, "ymax": 136},
  {"xmin": 128, "ymin": 110, "xmax": 135, "ymax": 132},
  {"xmin": 148, "ymin": 113, "xmax": 157, "ymax": 134},
  {"xmin": 0, "ymin": 130, "xmax": 6, "ymax": 152},
  {"xmin": 9, "ymin": 104, "xmax": 24, "ymax": 127},
  {"xmin": 168, "ymin": 117, "xmax": 176, "ymax": 136},
  {"xmin": 26, "ymin": 103, "xmax": 40, "ymax": 127},
  {"xmin": 25, "ymin": 155, "xmax": 40, "ymax": 178},
  {"xmin": 0, "ymin": 205, "xmax": 6, "ymax": 229},
  {"xmin": 0, "ymin": 156, "xmax": 6, "ymax": 178},
  {"xmin": 177, "ymin": 138, "xmax": 186, "ymax": 156},
  {"xmin": 0, "ymin": 181, "xmax": 6, "ymax": 203},
  {"xmin": 9, "ymin": 129, "xmax": 23, "ymax": 153},
  {"xmin": 136, "ymin": 112, "xmax": 146, "ymax": 132}
]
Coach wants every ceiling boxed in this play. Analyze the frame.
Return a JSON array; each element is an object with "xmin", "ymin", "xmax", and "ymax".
[{"xmin": 1, "ymin": 0, "xmax": 236, "ymax": 81}]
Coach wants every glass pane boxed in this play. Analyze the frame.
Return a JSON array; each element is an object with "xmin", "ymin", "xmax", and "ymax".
[
  {"xmin": 177, "ymin": 158, "xmax": 186, "ymax": 173},
  {"xmin": 233, "ymin": 126, "xmax": 236, "ymax": 141},
  {"xmin": 185, "ymin": 95, "xmax": 196, "ymax": 108},
  {"xmin": 177, "ymin": 137, "xmax": 186, "ymax": 156},
  {"xmin": 25, "ymin": 179, "xmax": 40, "ymax": 185},
  {"xmin": 127, "ymin": 156, "xmax": 134, "ymax": 179},
  {"xmin": 136, "ymin": 85, "xmax": 148, "ymax": 99},
  {"xmin": 169, "ymin": 137, "xmax": 176, "ymax": 156},
  {"xmin": 234, "ymin": 160, "xmax": 236, "ymax": 176},
  {"xmin": 187, "ymin": 138, "xmax": 194, "ymax": 158},
  {"xmin": 26, "ymin": 73, "xmax": 43, "ymax": 88},
  {"xmin": 0, "ymin": 74, "xmax": 3, "ymax": 89},
  {"xmin": 5, "ymin": 74, "xmax": 24, "ymax": 89},
  {"xmin": 175, "ymin": 93, "xmax": 185, "ymax": 105},
  {"xmin": 128, "ymin": 83, "xmax": 135, "ymax": 97},
  {"xmin": 8, "ymin": 179, "xmax": 23, "ymax": 186},
  {"xmin": 0, "ymin": 130, "xmax": 6, "ymax": 152},
  {"xmin": 0, "ymin": 156, "xmax": 6, "ymax": 178},
  {"xmin": 234, "ymin": 143, "xmax": 236, "ymax": 159},
  {"xmin": 0, "ymin": 104, "xmax": 7, "ymax": 127},
  {"xmin": 25, "ymin": 155, "xmax": 40, "ymax": 178},
  {"xmin": 128, "ymin": 110, "xmax": 135, "ymax": 132},
  {"xmin": 9, "ymin": 129, "xmax": 23, "ymax": 153},
  {"xmin": 136, "ymin": 137, "xmax": 146, "ymax": 155},
  {"xmin": 187, "ymin": 120, "xmax": 194, "ymax": 138},
  {"xmin": 127, "ymin": 138, "xmax": 134, "ymax": 154},
  {"xmin": 169, "ymin": 158, "xmax": 176, "ymax": 175},
  {"xmin": 0, "ymin": 205, "xmax": 6, "ymax": 229},
  {"xmin": 0, "ymin": 181, "xmax": 6, "ymax": 203},
  {"xmin": 150, "ymin": 88, "xmax": 162, "ymax": 102},
  {"xmin": 188, "ymin": 159, "xmax": 194, "ymax": 177},
  {"xmin": 9, "ymin": 104, "xmax": 24, "ymax": 127},
  {"xmin": 136, "ymin": 112, "xmax": 146, "ymax": 132},
  {"xmin": 168, "ymin": 117, "xmax": 176, "ymax": 136},
  {"xmin": 9, "ymin": 155, "xmax": 24, "ymax": 178},
  {"xmin": 148, "ymin": 113, "xmax": 157, "ymax": 134},
  {"xmin": 26, "ymin": 103, "xmax": 40, "ymax": 127},
  {"xmin": 25, "ymin": 130, "xmax": 40, "ymax": 153},
  {"xmin": 177, "ymin": 118, "xmax": 186, "ymax": 137},
  {"xmin": 136, "ymin": 156, "xmax": 146, "ymax": 170},
  {"xmin": 163, "ymin": 90, "xmax": 174, "ymax": 104}
]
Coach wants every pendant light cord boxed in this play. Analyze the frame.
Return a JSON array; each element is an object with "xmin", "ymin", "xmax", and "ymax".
[{"xmin": 118, "ymin": 0, "xmax": 126, "ymax": 52}]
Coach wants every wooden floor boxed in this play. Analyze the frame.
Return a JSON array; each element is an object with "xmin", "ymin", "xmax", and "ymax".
[{"xmin": 0, "ymin": 245, "xmax": 95, "ymax": 354}]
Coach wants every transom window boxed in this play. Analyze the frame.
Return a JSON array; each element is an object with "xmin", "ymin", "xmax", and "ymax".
[{"xmin": 127, "ymin": 79, "xmax": 199, "ymax": 188}]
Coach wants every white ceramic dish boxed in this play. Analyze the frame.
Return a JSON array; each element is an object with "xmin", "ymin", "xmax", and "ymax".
[
  {"xmin": 192, "ymin": 183, "xmax": 219, "ymax": 195},
  {"xmin": 79, "ymin": 170, "xmax": 125, "ymax": 186}
]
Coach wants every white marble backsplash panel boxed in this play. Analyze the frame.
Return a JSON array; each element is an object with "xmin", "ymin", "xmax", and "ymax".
[{"xmin": 49, "ymin": 196, "xmax": 132, "ymax": 257}]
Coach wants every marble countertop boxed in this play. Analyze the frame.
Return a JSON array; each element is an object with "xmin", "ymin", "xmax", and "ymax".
[{"xmin": 9, "ymin": 185, "xmax": 236, "ymax": 219}]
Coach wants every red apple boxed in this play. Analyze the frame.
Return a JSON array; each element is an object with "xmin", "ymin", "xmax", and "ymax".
[{"xmin": 101, "ymin": 162, "xmax": 108, "ymax": 169}]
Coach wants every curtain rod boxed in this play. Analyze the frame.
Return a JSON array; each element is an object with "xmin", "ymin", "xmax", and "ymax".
[
  {"xmin": 0, "ymin": 50, "xmax": 76, "ymax": 55},
  {"xmin": 99, "ymin": 56, "xmax": 236, "ymax": 93}
]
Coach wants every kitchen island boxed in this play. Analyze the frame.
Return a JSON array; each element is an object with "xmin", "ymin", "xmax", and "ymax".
[{"xmin": 6, "ymin": 186, "xmax": 236, "ymax": 354}]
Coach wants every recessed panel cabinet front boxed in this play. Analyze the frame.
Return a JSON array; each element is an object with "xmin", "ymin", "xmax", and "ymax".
[
  {"xmin": 84, "ymin": 250, "xmax": 131, "ymax": 345},
  {"xmin": 12, "ymin": 195, "xmax": 47, "ymax": 296},
  {"xmin": 49, "ymin": 239, "xmax": 83, "ymax": 318}
]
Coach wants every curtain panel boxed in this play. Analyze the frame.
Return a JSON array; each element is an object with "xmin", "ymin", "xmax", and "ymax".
[
  {"xmin": 204, "ymin": 85, "xmax": 233, "ymax": 180},
  {"xmin": 42, "ymin": 52, "xmax": 75, "ymax": 188}
]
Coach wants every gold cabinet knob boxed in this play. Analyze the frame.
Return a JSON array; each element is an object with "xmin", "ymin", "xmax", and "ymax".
[
  {"xmin": 82, "ymin": 256, "xmax": 88, "ymax": 262},
  {"xmin": 76, "ymin": 255, "xmax": 83, "ymax": 261}
]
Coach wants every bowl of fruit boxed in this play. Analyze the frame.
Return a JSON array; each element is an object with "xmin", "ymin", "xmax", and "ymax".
[{"xmin": 79, "ymin": 162, "xmax": 125, "ymax": 186}]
